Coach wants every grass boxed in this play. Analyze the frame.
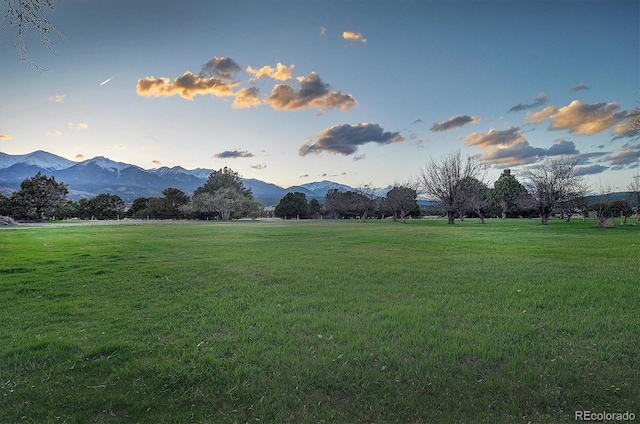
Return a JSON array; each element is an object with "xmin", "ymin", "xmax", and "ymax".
[{"xmin": 0, "ymin": 218, "xmax": 638, "ymax": 423}]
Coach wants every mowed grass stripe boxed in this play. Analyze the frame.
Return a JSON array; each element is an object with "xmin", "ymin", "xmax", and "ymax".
[{"xmin": 0, "ymin": 219, "xmax": 638, "ymax": 423}]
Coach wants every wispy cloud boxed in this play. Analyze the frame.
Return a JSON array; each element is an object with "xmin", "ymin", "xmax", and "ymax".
[
  {"xmin": 430, "ymin": 115, "xmax": 480, "ymax": 132},
  {"xmin": 265, "ymin": 72, "xmax": 357, "ymax": 113},
  {"xmin": 137, "ymin": 72, "xmax": 238, "ymax": 100},
  {"xmin": 600, "ymin": 144, "xmax": 640, "ymax": 169},
  {"xmin": 343, "ymin": 31, "xmax": 367, "ymax": 44},
  {"xmin": 214, "ymin": 149, "xmax": 254, "ymax": 159},
  {"xmin": 571, "ymin": 83, "xmax": 590, "ymax": 92},
  {"xmin": 251, "ymin": 163, "xmax": 266, "ymax": 170},
  {"xmin": 320, "ymin": 26, "xmax": 326, "ymax": 36},
  {"xmin": 46, "ymin": 130, "xmax": 63, "ymax": 137},
  {"xmin": 576, "ymin": 164, "xmax": 607, "ymax": 176},
  {"xmin": 524, "ymin": 106, "xmax": 557, "ymax": 124},
  {"xmin": 247, "ymin": 63, "xmax": 295, "ymax": 82},
  {"xmin": 67, "ymin": 122, "xmax": 89, "ymax": 130},
  {"xmin": 100, "ymin": 76, "xmax": 115, "ymax": 86},
  {"xmin": 48, "ymin": 95, "xmax": 66, "ymax": 103},
  {"xmin": 74, "ymin": 153, "xmax": 85, "ymax": 160},
  {"xmin": 299, "ymin": 123, "xmax": 404, "ymax": 156},
  {"xmin": 0, "ymin": 134, "xmax": 12, "ymax": 140},
  {"xmin": 232, "ymin": 87, "xmax": 261, "ymax": 109},
  {"xmin": 509, "ymin": 93, "xmax": 547, "ymax": 113}
]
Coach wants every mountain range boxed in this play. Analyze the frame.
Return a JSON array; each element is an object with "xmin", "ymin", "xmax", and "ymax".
[{"xmin": 0, "ymin": 150, "xmax": 370, "ymax": 205}]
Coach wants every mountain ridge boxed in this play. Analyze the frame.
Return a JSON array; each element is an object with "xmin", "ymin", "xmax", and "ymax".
[{"xmin": 0, "ymin": 151, "xmax": 359, "ymax": 204}]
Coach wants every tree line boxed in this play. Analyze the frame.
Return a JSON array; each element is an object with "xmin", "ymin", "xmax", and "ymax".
[{"xmin": 1, "ymin": 155, "xmax": 639, "ymax": 226}]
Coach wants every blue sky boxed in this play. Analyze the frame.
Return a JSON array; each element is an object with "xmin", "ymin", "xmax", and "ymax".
[{"xmin": 1, "ymin": 0, "xmax": 638, "ymax": 190}]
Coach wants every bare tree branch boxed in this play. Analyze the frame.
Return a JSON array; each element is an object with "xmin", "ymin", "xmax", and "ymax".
[{"xmin": 2, "ymin": 0, "xmax": 66, "ymax": 69}]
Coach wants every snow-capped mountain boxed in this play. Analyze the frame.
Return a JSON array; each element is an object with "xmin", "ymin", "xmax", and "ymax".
[
  {"xmin": 79, "ymin": 156, "xmax": 132, "ymax": 173},
  {"xmin": 0, "ymin": 150, "xmax": 77, "ymax": 171},
  {"xmin": 150, "ymin": 166, "xmax": 212, "ymax": 180},
  {"xmin": 0, "ymin": 151, "xmax": 359, "ymax": 203},
  {"xmin": 297, "ymin": 180, "xmax": 354, "ymax": 197}
]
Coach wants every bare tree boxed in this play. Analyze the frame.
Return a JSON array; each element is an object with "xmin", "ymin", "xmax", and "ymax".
[
  {"xmin": 522, "ymin": 157, "xmax": 587, "ymax": 225},
  {"xmin": 381, "ymin": 184, "xmax": 419, "ymax": 223},
  {"xmin": 2, "ymin": 0, "xmax": 66, "ymax": 69},
  {"xmin": 628, "ymin": 173, "xmax": 640, "ymax": 222},
  {"xmin": 459, "ymin": 177, "xmax": 488, "ymax": 224},
  {"xmin": 420, "ymin": 150, "xmax": 484, "ymax": 224},
  {"xmin": 592, "ymin": 185, "xmax": 614, "ymax": 228}
]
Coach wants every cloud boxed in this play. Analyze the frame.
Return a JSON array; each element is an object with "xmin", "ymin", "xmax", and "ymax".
[
  {"xmin": 576, "ymin": 164, "xmax": 607, "ymax": 176},
  {"xmin": 299, "ymin": 123, "xmax": 404, "ymax": 156},
  {"xmin": 465, "ymin": 126, "xmax": 581, "ymax": 167},
  {"xmin": 74, "ymin": 154, "xmax": 85, "ymax": 159},
  {"xmin": 600, "ymin": 144, "xmax": 640, "ymax": 169},
  {"xmin": 46, "ymin": 130, "xmax": 62, "ymax": 137},
  {"xmin": 430, "ymin": 115, "xmax": 480, "ymax": 132},
  {"xmin": 265, "ymin": 72, "xmax": 357, "ymax": 113},
  {"xmin": 200, "ymin": 56, "xmax": 242, "ymax": 80},
  {"xmin": 246, "ymin": 63, "xmax": 295, "ymax": 82},
  {"xmin": 137, "ymin": 72, "xmax": 238, "ymax": 100},
  {"xmin": 548, "ymin": 100, "xmax": 631, "ymax": 135},
  {"xmin": 524, "ymin": 106, "xmax": 557, "ymax": 124},
  {"xmin": 464, "ymin": 127, "xmax": 525, "ymax": 148},
  {"xmin": 251, "ymin": 163, "xmax": 266, "ymax": 170},
  {"xmin": 232, "ymin": 87, "xmax": 261, "ymax": 109},
  {"xmin": 509, "ymin": 93, "xmax": 547, "ymax": 112},
  {"xmin": 300, "ymin": 174, "xmax": 309, "ymax": 178},
  {"xmin": 100, "ymin": 76, "xmax": 115, "ymax": 86},
  {"xmin": 320, "ymin": 26, "xmax": 326, "ymax": 36},
  {"xmin": 68, "ymin": 122, "xmax": 89, "ymax": 130},
  {"xmin": 111, "ymin": 144, "xmax": 125, "ymax": 150},
  {"xmin": 353, "ymin": 154, "xmax": 366, "ymax": 161},
  {"xmin": 0, "ymin": 134, "xmax": 12, "ymax": 140},
  {"xmin": 152, "ymin": 159, "xmax": 161, "ymax": 165},
  {"xmin": 343, "ymin": 31, "xmax": 367, "ymax": 44},
  {"xmin": 479, "ymin": 139, "xmax": 579, "ymax": 168},
  {"xmin": 48, "ymin": 95, "xmax": 65, "ymax": 103},
  {"xmin": 571, "ymin": 83, "xmax": 590, "ymax": 92},
  {"xmin": 214, "ymin": 149, "xmax": 254, "ymax": 159}
]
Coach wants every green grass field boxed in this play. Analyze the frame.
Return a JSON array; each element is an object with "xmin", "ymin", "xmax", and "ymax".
[{"xmin": 1, "ymin": 218, "xmax": 638, "ymax": 423}]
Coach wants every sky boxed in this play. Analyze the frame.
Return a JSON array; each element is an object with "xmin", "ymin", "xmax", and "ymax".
[{"xmin": 0, "ymin": 0, "xmax": 638, "ymax": 191}]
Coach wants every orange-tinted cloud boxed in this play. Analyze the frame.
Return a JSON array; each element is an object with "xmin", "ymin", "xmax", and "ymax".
[
  {"xmin": 232, "ymin": 87, "xmax": 261, "ymax": 109},
  {"xmin": 547, "ymin": 100, "xmax": 631, "ymax": 135},
  {"xmin": 524, "ymin": 106, "xmax": 557, "ymax": 124},
  {"xmin": 343, "ymin": 31, "xmax": 367, "ymax": 44},
  {"xmin": 137, "ymin": 72, "xmax": 238, "ymax": 100},
  {"xmin": 246, "ymin": 63, "xmax": 295, "ymax": 81},
  {"xmin": 265, "ymin": 72, "xmax": 357, "ymax": 113},
  {"xmin": 48, "ymin": 95, "xmax": 66, "ymax": 103},
  {"xmin": 0, "ymin": 134, "xmax": 12, "ymax": 140},
  {"xmin": 464, "ymin": 127, "xmax": 525, "ymax": 148}
]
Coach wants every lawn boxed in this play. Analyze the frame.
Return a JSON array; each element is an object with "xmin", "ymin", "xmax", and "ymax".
[{"xmin": 0, "ymin": 218, "xmax": 638, "ymax": 423}]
